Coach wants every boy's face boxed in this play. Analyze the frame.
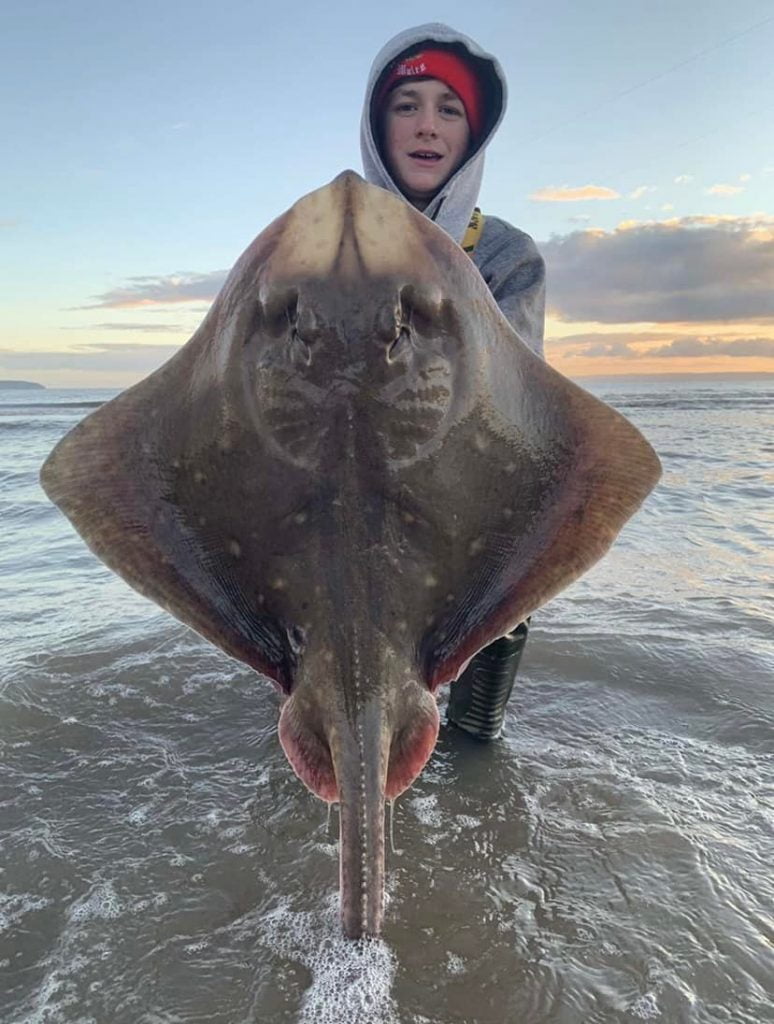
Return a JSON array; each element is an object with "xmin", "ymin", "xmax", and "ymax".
[{"xmin": 381, "ymin": 78, "xmax": 471, "ymax": 210}]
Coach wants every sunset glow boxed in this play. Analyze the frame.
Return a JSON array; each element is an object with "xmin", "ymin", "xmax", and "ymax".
[{"xmin": 1, "ymin": 3, "xmax": 772, "ymax": 387}]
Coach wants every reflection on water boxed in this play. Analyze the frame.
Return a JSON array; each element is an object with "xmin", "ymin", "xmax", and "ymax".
[{"xmin": 1, "ymin": 378, "xmax": 773, "ymax": 1023}]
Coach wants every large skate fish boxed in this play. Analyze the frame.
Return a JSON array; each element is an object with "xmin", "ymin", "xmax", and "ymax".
[{"xmin": 41, "ymin": 171, "xmax": 661, "ymax": 938}]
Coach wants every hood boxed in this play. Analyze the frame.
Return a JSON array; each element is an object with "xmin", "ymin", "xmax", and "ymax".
[{"xmin": 360, "ymin": 23, "xmax": 507, "ymax": 243}]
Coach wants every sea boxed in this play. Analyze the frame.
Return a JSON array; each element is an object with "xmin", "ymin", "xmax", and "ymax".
[{"xmin": 1, "ymin": 374, "xmax": 772, "ymax": 1024}]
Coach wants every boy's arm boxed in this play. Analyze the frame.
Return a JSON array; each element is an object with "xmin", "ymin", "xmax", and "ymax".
[{"xmin": 473, "ymin": 220, "xmax": 546, "ymax": 358}]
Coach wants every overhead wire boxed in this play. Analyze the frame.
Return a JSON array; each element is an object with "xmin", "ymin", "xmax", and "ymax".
[{"xmin": 524, "ymin": 12, "xmax": 774, "ymax": 146}]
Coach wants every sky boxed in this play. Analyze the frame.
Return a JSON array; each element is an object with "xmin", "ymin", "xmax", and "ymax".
[{"xmin": 2, "ymin": 0, "xmax": 773, "ymax": 387}]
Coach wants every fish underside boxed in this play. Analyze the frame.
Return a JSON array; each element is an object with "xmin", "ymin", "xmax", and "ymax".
[{"xmin": 41, "ymin": 171, "xmax": 661, "ymax": 938}]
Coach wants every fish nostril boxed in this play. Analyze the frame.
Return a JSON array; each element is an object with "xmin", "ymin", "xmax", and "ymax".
[
  {"xmin": 289, "ymin": 327, "xmax": 313, "ymax": 366},
  {"xmin": 284, "ymin": 295, "xmax": 298, "ymax": 327},
  {"xmin": 288, "ymin": 299, "xmax": 323, "ymax": 366},
  {"xmin": 254, "ymin": 286, "xmax": 301, "ymax": 342},
  {"xmin": 386, "ymin": 325, "xmax": 412, "ymax": 364}
]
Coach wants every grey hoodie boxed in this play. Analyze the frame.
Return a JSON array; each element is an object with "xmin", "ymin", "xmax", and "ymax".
[{"xmin": 360, "ymin": 23, "xmax": 545, "ymax": 357}]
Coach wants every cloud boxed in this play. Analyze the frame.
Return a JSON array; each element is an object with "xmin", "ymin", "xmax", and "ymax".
[
  {"xmin": 674, "ymin": 175, "xmax": 693, "ymax": 184},
  {"xmin": 541, "ymin": 214, "xmax": 774, "ymax": 323},
  {"xmin": 550, "ymin": 331, "xmax": 668, "ymax": 347},
  {"xmin": 81, "ymin": 271, "xmax": 227, "ymax": 309},
  {"xmin": 548, "ymin": 331, "xmax": 774, "ymax": 360},
  {"xmin": 570, "ymin": 339, "xmax": 640, "ymax": 359},
  {"xmin": 628, "ymin": 186, "xmax": 656, "ymax": 200},
  {"xmin": 548, "ymin": 331, "xmax": 662, "ymax": 360},
  {"xmin": 530, "ymin": 185, "xmax": 621, "ymax": 203},
  {"xmin": 0, "ymin": 342, "xmax": 180, "ymax": 374},
  {"xmin": 706, "ymin": 183, "xmax": 744, "ymax": 196},
  {"xmin": 61, "ymin": 322, "xmax": 185, "ymax": 333},
  {"xmin": 644, "ymin": 214, "xmax": 773, "ymax": 232},
  {"xmin": 739, "ymin": 173, "xmax": 752, "ymax": 182},
  {"xmin": 0, "ymin": 218, "xmax": 21, "ymax": 229},
  {"xmin": 645, "ymin": 336, "xmax": 774, "ymax": 358}
]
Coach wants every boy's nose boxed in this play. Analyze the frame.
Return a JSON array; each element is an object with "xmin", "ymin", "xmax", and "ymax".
[{"xmin": 415, "ymin": 107, "xmax": 438, "ymax": 135}]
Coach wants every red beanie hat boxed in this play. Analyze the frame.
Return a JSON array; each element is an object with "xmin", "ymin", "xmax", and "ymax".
[{"xmin": 377, "ymin": 49, "xmax": 485, "ymax": 141}]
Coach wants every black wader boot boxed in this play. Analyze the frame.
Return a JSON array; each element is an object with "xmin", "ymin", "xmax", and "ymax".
[{"xmin": 446, "ymin": 620, "xmax": 529, "ymax": 741}]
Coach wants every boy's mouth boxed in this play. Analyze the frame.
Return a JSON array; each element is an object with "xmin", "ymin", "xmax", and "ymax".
[{"xmin": 408, "ymin": 150, "xmax": 443, "ymax": 162}]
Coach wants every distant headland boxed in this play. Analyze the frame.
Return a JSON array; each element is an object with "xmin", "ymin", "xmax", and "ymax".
[{"xmin": 0, "ymin": 380, "xmax": 45, "ymax": 390}]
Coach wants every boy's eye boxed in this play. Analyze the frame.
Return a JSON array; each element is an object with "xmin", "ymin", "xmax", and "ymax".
[
  {"xmin": 393, "ymin": 102, "xmax": 417, "ymax": 114},
  {"xmin": 440, "ymin": 105, "xmax": 463, "ymax": 117}
]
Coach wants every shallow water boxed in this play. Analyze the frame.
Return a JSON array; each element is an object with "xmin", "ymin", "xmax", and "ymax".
[{"xmin": 1, "ymin": 375, "xmax": 772, "ymax": 1023}]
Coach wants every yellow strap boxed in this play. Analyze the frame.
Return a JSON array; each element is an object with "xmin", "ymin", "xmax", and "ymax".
[{"xmin": 461, "ymin": 207, "xmax": 484, "ymax": 257}]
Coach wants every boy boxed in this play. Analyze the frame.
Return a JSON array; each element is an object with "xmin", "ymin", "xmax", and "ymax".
[{"xmin": 360, "ymin": 24, "xmax": 546, "ymax": 740}]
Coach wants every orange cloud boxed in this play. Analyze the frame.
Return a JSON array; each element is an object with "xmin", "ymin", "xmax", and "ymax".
[
  {"xmin": 614, "ymin": 213, "xmax": 774, "ymax": 239},
  {"xmin": 544, "ymin": 326, "xmax": 774, "ymax": 377},
  {"xmin": 706, "ymin": 184, "xmax": 744, "ymax": 196},
  {"xmin": 529, "ymin": 185, "xmax": 621, "ymax": 202}
]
